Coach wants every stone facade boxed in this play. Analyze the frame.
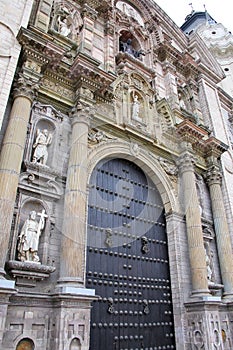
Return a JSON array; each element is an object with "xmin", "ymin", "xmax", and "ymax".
[{"xmin": 0, "ymin": 1, "xmax": 233, "ymax": 349}]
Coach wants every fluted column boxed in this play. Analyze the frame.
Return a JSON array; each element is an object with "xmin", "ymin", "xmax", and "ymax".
[
  {"xmin": 206, "ymin": 163, "xmax": 233, "ymax": 298},
  {"xmin": 178, "ymin": 146, "xmax": 210, "ymax": 297},
  {"xmin": 0, "ymin": 74, "xmax": 38, "ymax": 277},
  {"xmin": 58, "ymin": 104, "xmax": 91, "ymax": 288}
]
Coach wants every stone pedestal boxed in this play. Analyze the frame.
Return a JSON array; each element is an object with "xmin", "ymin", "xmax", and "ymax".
[
  {"xmin": 51, "ymin": 290, "xmax": 97, "ymax": 350},
  {"xmin": 0, "ymin": 280, "xmax": 16, "ymax": 346},
  {"xmin": 178, "ymin": 148, "xmax": 210, "ymax": 297},
  {"xmin": 0, "ymin": 76, "xmax": 38, "ymax": 277},
  {"xmin": 185, "ymin": 300, "xmax": 224, "ymax": 349},
  {"xmin": 58, "ymin": 105, "xmax": 91, "ymax": 288}
]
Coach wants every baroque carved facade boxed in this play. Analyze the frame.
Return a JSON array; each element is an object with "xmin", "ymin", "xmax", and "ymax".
[{"xmin": 0, "ymin": 1, "xmax": 233, "ymax": 349}]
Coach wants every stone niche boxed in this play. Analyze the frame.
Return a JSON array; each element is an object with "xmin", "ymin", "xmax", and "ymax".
[{"xmin": 7, "ymin": 199, "xmax": 55, "ymax": 287}]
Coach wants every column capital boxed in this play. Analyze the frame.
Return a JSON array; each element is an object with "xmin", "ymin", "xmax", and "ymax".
[
  {"xmin": 205, "ymin": 164, "xmax": 222, "ymax": 186},
  {"xmin": 70, "ymin": 103, "xmax": 94, "ymax": 127},
  {"xmin": 177, "ymin": 150, "xmax": 196, "ymax": 174},
  {"xmin": 13, "ymin": 73, "xmax": 40, "ymax": 102}
]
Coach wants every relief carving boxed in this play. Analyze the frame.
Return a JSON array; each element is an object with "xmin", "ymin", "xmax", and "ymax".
[
  {"xmin": 53, "ymin": 5, "xmax": 83, "ymax": 41},
  {"xmin": 88, "ymin": 129, "xmax": 116, "ymax": 146}
]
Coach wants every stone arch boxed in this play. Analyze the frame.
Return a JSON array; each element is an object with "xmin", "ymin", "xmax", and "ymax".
[
  {"xmin": 69, "ymin": 337, "xmax": 81, "ymax": 350},
  {"xmin": 87, "ymin": 140, "xmax": 177, "ymax": 213},
  {"xmin": 16, "ymin": 337, "xmax": 35, "ymax": 350}
]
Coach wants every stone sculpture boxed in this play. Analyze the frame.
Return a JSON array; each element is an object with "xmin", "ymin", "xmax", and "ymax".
[
  {"xmin": 32, "ymin": 129, "xmax": 52, "ymax": 165},
  {"xmin": 17, "ymin": 209, "xmax": 47, "ymax": 263}
]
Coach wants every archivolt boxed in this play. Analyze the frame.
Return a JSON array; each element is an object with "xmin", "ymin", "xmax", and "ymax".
[{"xmin": 87, "ymin": 140, "xmax": 178, "ymax": 213}]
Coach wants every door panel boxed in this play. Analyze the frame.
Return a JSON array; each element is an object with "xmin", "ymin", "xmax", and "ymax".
[{"xmin": 86, "ymin": 158, "xmax": 175, "ymax": 350}]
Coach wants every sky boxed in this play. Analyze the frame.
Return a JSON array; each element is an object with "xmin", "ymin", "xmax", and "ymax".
[{"xmin": 154, "ymin": 0, "xmax": 233, "ymax": 33}]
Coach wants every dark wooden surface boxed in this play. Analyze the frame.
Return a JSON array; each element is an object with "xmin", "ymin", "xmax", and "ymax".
[{"xmin": 86, "ymin": 159, "xmax": 175, "ymax": 350}]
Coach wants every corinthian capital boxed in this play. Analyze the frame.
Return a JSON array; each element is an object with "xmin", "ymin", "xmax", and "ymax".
[
  {"xmin": 205, "ymin": 165, "xmax": 222, "ymax": 186},
  {"xmin": 13, "ymin": 74, "xmax": 40, "ymax": 102},
  {"xmin": 177, "ymin": 151, "xmax": 196, "ymax": 174},
  {"xmin": 70, "ymin": 103, "xmax": 95, "ymax": 126}
]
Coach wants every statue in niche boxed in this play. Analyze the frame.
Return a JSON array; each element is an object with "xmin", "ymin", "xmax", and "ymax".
[
  {"xmin": 178, "ymin": 92, "xmax": 186, "ymax": 109},
  {"xmin": 132, "ymin": 94, "xmax": 140, "ymax": 119},
  {"xmin": 32, "ymin": 129, "xmax": 52, "ymax": 165},
  {"xmin": 119, "ymin": 38, "xmax": 144, "ymax": 59},
  {"xmin": 56, "ymin": 6, "xmax": 83, "ymax": 40},
  {"xmin": 58, "ymin": 17, "xmax": 71, "ymax": 37},
  {"xmin": 17, "ymin": 210, "xmax": 47, "ymax": 263}
]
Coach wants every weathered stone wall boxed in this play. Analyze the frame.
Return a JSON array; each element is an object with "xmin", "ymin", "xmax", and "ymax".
[{"xmin": 0, "ymin": 0, "xmax": 34, "ymax": 130}]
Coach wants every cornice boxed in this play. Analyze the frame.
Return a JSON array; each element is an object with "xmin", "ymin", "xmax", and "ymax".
[
  {"xmin": 177, "ymin": 119, "xmax": 209, "ymax": 142},
  {"xmin": 155, "ymin": 42, "xmax": 199, "ymax": 79},
  {"xmin": 205, "ymin": 136, "xmax": 229, "ymax": 158}
]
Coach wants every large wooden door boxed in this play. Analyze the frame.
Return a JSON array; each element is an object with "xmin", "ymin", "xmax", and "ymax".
[{"xmin": 86, "ymin": 158, "xmax": 175, "ymax": 350}]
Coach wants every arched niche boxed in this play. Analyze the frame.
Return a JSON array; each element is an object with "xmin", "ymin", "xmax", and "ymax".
[
  {"xmin": 119, "ymin": 30, "xmax": 144, "ymax": 59},
  {"xmin": 16, "ymin": 338, "xmax": 35, "ymax": 350},
  {"xmin": 15, "ymin": 199, "xmax": 50, "ymax": 265},
  {"xmin": 29, "ymin": 118, "xmax": 56, "ymax": 167},
  {"xmin": 69, "ymin": 338, "xmax": 81, "ymax": 350},
  {"xmin": 130, "ymin": 90, "xmax": 144, "ymax": 122}
]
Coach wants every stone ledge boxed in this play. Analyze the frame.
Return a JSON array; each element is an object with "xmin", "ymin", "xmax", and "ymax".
[{"xmin": 6, "ymin": 260, "xmax": 56, "ymax": 287}]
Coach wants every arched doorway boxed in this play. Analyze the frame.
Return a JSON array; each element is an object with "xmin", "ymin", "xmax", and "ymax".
[
  {"xmin": 86, "ymin": 158, "xmax": 175, "ymax": 349},
  {"xmin": 16, "ymin": 338, "xmax": 34, "ymax": 350}
]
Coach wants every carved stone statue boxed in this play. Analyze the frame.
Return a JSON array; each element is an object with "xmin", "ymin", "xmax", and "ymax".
[
  {"xmin": 88, "ymin": 129, "xmax": 115, "ymax": 146},
  {"xmin": 119, "ymin": 38, "xmax": 144, "ymax": 59},
  {"xmin": 56, "ymin": 7, "xmax": 83, "ymax": 40},
  {"xmin": 32, "ymin": 129, "xmax": 52, "ymax": 165},
  {"xmin": 17, "ymin": 210, "xmax": 47, "ymax": 263},
  {"xmin": 58, "ymin": 17, "xmax": 71, "ymax": 37},
  {"xmin": 132, "ymin": 94, "xmax": 140, "ymax": 119}
]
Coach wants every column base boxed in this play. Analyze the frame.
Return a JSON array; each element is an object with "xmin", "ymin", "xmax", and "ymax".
[
  {"xmin": 56, "ymin": 277, "xmax": 96, "ymax": 296},
  {"xmin": 222, "ymin": 291, "xmax": 233, "ymax": 301},
  {"xmin": 191, "ymin": 288, "xmax": 211, "ymax": 299},
  {"xmin": 55, "ymin": 285, "xmax": 96, "ymax": 296},
  {"xmin": 0, "ymin": 279, "xmax": 16, "ymax": 292}
]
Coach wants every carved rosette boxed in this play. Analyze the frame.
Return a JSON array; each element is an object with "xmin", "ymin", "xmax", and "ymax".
[{"xmin": 13, "ymin": 74, "xmax": 40, "ymax": 102}]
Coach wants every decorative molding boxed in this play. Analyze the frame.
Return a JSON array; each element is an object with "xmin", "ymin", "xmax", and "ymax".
[
  {"xmin": 33, "ymin": 102, "xmax": 63, "ymax": 122},
  {"xmin": 13, "ymin": 74, "xmax": 40, "ymax": 102},
  {"xmin": 6, "ymin": 260, "xmax": 56, "ymax": 288},
  {"xmin": 19, "ymin": 162, "xmax": 63, "ymax": 200}
]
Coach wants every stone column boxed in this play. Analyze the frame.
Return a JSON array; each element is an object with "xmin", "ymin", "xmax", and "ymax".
[
  {"xmin": 178, "ymin": 147, "xmax": 210, "ymax": 297},
  {"xmin": 206, "ymin": 163, "xmax": 233, "ymax": 298},
  {"xmin": 58, "ymin": 104, "xmax": 91, "ymax": 289},
  {"xmin": 0, "ymin": 74, "xmax": 38, "ymax": 278}
]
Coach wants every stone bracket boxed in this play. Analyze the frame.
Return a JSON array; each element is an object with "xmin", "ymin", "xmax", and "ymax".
[{"xmin": 6, "ymin": 260, "xmax": 56, "ymax": 288}]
